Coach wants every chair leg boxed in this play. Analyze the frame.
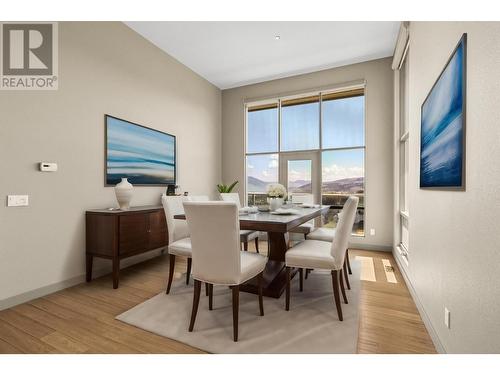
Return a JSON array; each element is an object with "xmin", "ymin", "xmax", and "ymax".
[
  {"xmin": 243, "ymin": 241, "xmax": 248, "ymax": 251},
  {"xmin": 166, "ymin": 254, "xmax": 175, "ymax": 294},
  {"xmin": 339, "ymin": 268, "xmax": 348, "ymax": 304},
  {"xmin": 343, "ymin": 260, "xmax": 351, "ymax": 290},
  {"xmin": 331, "ymin": 270, "xmax": 343, "ymax": 321},
  {"xmin": 285, "ymin": 266, "xmax": 291, "ymax": 311},
  {"xmin": 205, "ymin": 282, "xmax": 209, "ymax": 296},
  {"xmin": 186, "ymin": 257, "xmax": 192, "ymax": 285},
  {"xmin": 254, "ymin": 237, "xmax": 259, "ymax": 253},
  {"xmin": 232, "ymin": 285, "xmax": 240, "ymax": 342},
  {"xmin": 188, "ymin": 279, "xmax": 202, "ymax": 332},
  {"xmin": 257, "ymin": 272, "xmax": 264, "ymax": 316},
  {"xmin": 305, "ymin": 268, "xmax": 311, "ymax": 279},
  {"xmin": 208, "ymin": 284, "xmax": 213, "ymax": 310},
  {"xmin": 346, "ymin": 248, "xmax": 352, "ymax": 275},
  {"xmin": 299, "ymin": 268, "xmax": 303, "ymax": 292}
]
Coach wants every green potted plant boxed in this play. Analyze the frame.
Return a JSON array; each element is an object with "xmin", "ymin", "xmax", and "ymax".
[{"xmin": 216, "ymin": 180, "xmax": 239, "ymax": 193}]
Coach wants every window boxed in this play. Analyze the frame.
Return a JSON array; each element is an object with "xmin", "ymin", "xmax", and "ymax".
[
  {"xmin": 247, "ymin": 104, "xmax": 278, "ymax": 153},
  {"xmin": 322, "ymin": 93, "xmax": 364, "ymax": 149},
  {"xmin": 398, "ymin": 48, "xmax": 410, "ymax": 264},
  {"xmin": 287, "ymin": 160, "xmax": 312, "ymax": 194},
  {"xmin": 245, "ymin": 87, "xmax": 365, "ymax": 235},
  {"xmin": 321, "ymin": 149, "xmax": 365, "ymax": 235},
  {"xmin": 281, "ymin": 96, "xmax": 319, "ymax": 151},
  {"xmin": 246, "ymin": 104, "xmax": 279, "ymax": 205},
  {"xmin": 246, "ymin": 153, "xmax": 279, "ymax": 206}
]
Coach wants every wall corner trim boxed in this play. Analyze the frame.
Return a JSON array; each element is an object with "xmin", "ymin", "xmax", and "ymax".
[
  {"xmin": 392, "ymin": 247, "xmax": 447, "ymax": 354},
  {"xmin": 392, "ymin": 21, "xmax": 410, "ymax": 70}
]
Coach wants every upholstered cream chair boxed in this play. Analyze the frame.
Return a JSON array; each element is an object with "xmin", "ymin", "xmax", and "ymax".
[
  {"xmin": 307, "ymin": 227, "xmax": 336, "ymax": 241},
  {"xmin": 188, "ymin": 195, "xmax": 210, "ymax": 202},
  {"xmin": 162, "ymin": 195, "xmax": 193, "ymax": 294},
  {"xmin": 306, "ymin": 210, "xmax": 353, "ymax": 282},
  {"xmin": 284, "ymin": 196, "xmax": 359, "ymax": 321},
  {"xmin": 289, "ymin": 193, "xmax": 315, "ymax": 239},
  {"xmin": 220, "ymin": 193, "xmax": 260, "ymax": 253},
  {"xmin": 184, "ymin": 201, "xmax": 267, "ymax": 342}
]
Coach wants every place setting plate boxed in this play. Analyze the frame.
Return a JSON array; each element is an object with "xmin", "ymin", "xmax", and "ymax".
[{"xmin": 270, "ymin": 208, "xmax": 300, "ymax": 215}]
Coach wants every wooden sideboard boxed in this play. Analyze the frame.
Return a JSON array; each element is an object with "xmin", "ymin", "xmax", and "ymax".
[{"xmin": 85, "ymin": 205, "xmax": 168, "ymax": 288}]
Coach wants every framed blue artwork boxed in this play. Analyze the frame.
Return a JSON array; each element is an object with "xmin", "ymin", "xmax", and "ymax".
[
  {"xmin": 420, "ymin": 34, "xmax": 466, "ymax": 189},
  {"xmin": 105, "ymin": 115, "xmax": 176, "ymax": 186}
]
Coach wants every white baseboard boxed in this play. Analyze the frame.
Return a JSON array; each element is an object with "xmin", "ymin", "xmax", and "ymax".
[
  {"xmin": 392, "ymin": 247, "xmax": 446, "ymax": 353},
  {"xmin": 0, "ymin": 248, "xmax": 166, "ymax": 311},
  {"xmin": 352, "ymin": 244, "xmax": 392, "ymax": 252}
]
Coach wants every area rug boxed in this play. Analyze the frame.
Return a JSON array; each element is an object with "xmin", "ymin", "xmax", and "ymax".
[{"xmin": 116, "ymin": 260, "xmax": 361, "ymax": 353}]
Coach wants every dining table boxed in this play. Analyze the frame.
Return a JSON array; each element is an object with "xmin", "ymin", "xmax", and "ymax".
[{"xmin": 174, "ymin": 205, "xmax": 330, "ymax": 298}]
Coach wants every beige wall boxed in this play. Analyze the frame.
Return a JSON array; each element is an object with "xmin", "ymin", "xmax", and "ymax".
[
  {"xmin": 0, "ymin": 22, "xmax": 221, "ymax": 306},
  {"xmin": 395, "ymin": 22, "xmax": 500, "ymax": 352},
  {"xmin": 221, "ymin": 58, "xmax": 394, "ymax": 249}
]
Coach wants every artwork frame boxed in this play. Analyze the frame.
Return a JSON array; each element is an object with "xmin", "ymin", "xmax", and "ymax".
[
  {"xmin": 420, "ymin": 33, "xmax": 467, "ymax": 190},
  {"xmin": 105, "ymin": 114, "xmax": 176, "ymax": 186}
]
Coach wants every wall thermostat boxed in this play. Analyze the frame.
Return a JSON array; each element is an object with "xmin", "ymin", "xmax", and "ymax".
[{"xmin": 39, "ymin": 162, "xmax": 58, "ymax": 172}]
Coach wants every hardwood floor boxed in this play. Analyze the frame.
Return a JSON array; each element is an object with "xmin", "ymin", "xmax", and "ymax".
[{"xmin": 0, "ymin": 244, "xmax": 436, "ymax": 354}]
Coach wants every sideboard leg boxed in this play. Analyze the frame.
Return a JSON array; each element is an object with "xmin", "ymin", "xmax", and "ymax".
[
  {"xmin": 86, "ymin": 254, "xmax": 93, "ymax": 282},
  {"xmin": 112, "ymin": 258, "xmax": 120, "ymax": 289}
]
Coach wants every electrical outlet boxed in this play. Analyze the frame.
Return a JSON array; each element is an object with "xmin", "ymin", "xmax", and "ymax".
[
  {"xmin": 7, "ymin": 195, "xmax": 29, "ymax": 207},
  {"xmin": 444, "ymin": 307, "xmax": 450, "ymax": 329},
  {"xmin": 370, "ymin": 228, "xmax": 376, "ymax": 236}
]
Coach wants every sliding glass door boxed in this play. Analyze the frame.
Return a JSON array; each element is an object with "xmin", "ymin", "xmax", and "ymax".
[{"xmin": 279, "ymin": 152, "xmax": 320, "ymax": 203}]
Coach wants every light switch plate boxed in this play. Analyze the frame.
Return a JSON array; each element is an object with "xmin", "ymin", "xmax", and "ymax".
[
  {"xmin": 370, "ymin": 228, "xmax": 376, "ymax": 236},
  {"xmin": 445, "ymin": 307, "xmax": 450, "ymax": 329},
  {"xmin": 7, "ymin": 195, "xmax": 29, "ymax": 207}
]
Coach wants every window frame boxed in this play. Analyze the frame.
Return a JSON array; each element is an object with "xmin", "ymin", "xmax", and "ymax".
[
  {"xmin": 244, "ymin": 84, "xmax": 367, "ymax": 237},
  {"xmin": 397, "ymin": 43, "xmax": 410, "ymax": 266}
]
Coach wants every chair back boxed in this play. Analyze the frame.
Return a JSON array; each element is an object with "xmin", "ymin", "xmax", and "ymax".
[
  {"xmin": 330, "ymin": 196, "xmax": 359, "ymax": 268},
  {"xmin": 220, "ymin": 193, "xmax": 241, "ymax": 209},
  {"xmin": 183, "ymin": 201, "xmax": 241, "ymax": 285},
  {"xmin": 161, "ymin": 195, "xmax": 190, "ymax": 244},
  {"xmin": 188, "ymin": 195, "xmax": 210, "ymax": 202}
]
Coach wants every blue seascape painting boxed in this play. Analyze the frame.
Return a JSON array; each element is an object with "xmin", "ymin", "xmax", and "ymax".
[
  {"xmin": 420, "ymin": 35, "xmax": 466, "ymax": 188},
  {"xmin": 106, "ymin": 116, "xmax": 175, "ymax": 185}
]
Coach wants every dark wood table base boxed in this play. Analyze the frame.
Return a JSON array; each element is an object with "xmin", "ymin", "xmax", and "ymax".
[
  {"xmin": 240, "ymin": 260, "xmax": 297, "ymax": 298},
  {"xmin": 240, "ymin": 231, "xmax": 298, "ymax": 298}
]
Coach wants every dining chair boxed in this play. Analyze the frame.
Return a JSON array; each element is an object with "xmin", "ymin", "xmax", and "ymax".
[
  {"xmin": 162, "ymin": 195, "xmax": 193, "ymax": 294},
  {"xmin": 184, "ymin": 201, "xmax": 267, "ymax": 342},
  {"xmin": 307, "ymin": 209, "xmax": 353, "ymax": 281},
  {"xmin": 220, "ymin": 193, "xmax": 260, "ymax": 253},
  {"xmin": 289, "ymin": 193, "xmax": 315, "ymax": 239},
  {"xmin": 188, "ymin": 195, "xmax": 210, "ymax": 202},
  {"xmin": 284, "ymin": 196, "xmax": 359, "ymax": 321}
]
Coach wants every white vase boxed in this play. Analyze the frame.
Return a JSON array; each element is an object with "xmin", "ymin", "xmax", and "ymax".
[
  {"xmin": 115, "ymin": 178, "xmax": 134, "ymax": 210},
  {"xmin": 268, "ymin": 197, "xmax": 284, "ymax": 211}
]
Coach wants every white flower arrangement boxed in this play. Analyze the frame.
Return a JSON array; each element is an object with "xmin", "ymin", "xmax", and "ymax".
[{"xmin": 266, "ymin": 183, "xmax": 287, "ymax": 199}]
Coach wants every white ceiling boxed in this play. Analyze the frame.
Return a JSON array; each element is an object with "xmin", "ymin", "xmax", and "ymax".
[{"xmin": 125, "ymin": 22, "xmax": 400, "ymax": 90}]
